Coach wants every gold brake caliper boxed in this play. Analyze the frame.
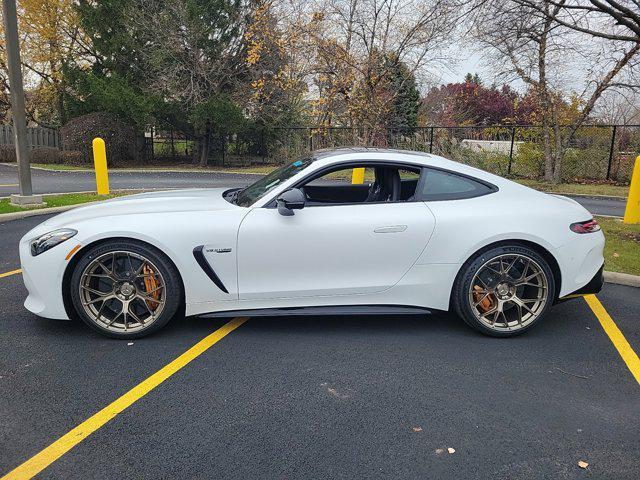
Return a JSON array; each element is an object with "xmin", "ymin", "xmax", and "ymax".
[
  {"xmin": 142, "ymin": 264, "xmax": 160, "ymax": 311},
  {"xmin": 473, "ymin": 285, "xmax": 496, "ymax": 313}
]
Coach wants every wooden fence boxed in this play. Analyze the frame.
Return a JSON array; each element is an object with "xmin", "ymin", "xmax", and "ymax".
[{"xmin": 0, "ymin": 125, "xmax": 60, "ymax": 149}]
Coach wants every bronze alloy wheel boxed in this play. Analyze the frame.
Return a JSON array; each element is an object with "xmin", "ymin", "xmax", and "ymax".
[
  {"xmin": 78, "ymin": 250, "xmax": 167, "ymax": 334},
  {"xmin": 468, "ymin": 253, "xmax": 549, "ymax": 332}
]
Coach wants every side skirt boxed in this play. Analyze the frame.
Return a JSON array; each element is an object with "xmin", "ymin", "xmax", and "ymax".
[{"xmin": 199, "ymin": 304, "xmax": 433, "ymax": 319}]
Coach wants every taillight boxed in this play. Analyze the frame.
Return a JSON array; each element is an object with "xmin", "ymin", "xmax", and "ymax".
[{"xmin": 570, "ymin": 219, "xmax": 601, "ymax": 234}]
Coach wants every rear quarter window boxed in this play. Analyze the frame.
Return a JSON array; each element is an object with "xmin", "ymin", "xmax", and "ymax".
[{"xmin": 420, "ymin": 168, "xmax": 495, "ymax": 201}]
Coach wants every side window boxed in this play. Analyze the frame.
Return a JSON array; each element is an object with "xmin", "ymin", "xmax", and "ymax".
[
  {"xmin": 299, "ymin": 164, "xmax": 421, "ymax": 205},
  {"xmin": 302, "ymin": 166, "xmax": 374, "ymax": 205},
  {"xmin": 305, "ymin": 167, "xmax": 375, "ymax": 187},
  {"xmin": 420, "ymin": 168, "xmax": 494, "ymax": 200}
]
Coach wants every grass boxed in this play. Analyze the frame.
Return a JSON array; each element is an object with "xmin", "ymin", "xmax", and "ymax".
[
  {"xmin": 596, "ymin": 216, "xmax": 640, "ymax": 276},
  {"xmin": 31, "ymin": 163, "xmax": 88, "ymax": 171},
  {"xmin": 0, "ymin": 192, "xmax": 126, "ymax": 214},
  {"xmin": 518, "ymin": 179, "xmax": 629, "ymax": 198}
]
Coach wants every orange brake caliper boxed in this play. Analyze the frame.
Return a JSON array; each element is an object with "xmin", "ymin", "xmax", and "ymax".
[
  {"xmin": 142, "ymin": 264, "xmax": 160, "ymax": 311},
  {"xmin": 473, "ymin": 285, "xmax": 495, "ymax": 313}
]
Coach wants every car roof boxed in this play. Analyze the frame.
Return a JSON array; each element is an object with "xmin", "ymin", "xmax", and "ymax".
[
  {"xmin": 310, "ymin": 147, "xmax": 480, "ymax": 176},
  {"xmin": 312, "ymin": 147, "xmax": 432, "ymax": 161}
]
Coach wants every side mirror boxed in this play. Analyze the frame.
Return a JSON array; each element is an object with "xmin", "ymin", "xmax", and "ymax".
[{"xmin": 277, "ymin": 188, "xmax": 306, "ymax": 216}]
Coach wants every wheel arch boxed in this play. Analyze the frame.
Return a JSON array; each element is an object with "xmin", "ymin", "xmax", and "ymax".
[
  {"xmin": 450, "ymin": 239, "xmax": 562, "ymax": 308},
  {"xmin": 61, "ymin": 237, "xmax": 186, "ymax": 320}
]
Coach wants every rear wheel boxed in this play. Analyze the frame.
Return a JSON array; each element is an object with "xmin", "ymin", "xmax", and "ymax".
[
  {"xmin": 70, "ymin": 240, "xmax": 182, "ymax": 339},
  {"xmin": 452, "ymin": 245, "xmax": 555, "ymax": 337}
]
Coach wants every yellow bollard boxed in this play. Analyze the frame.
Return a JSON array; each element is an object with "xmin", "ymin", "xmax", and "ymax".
[
  {"xmin": 623, "ymin": 155, "xmax": 640, "ymax": 224},
  {"xmin": 92, "ymin": 137, "xmax": 110, "ymax": 195},
  {"xmin": 351, "ymin": 167, "xmax": 365, "ymax": 184}
]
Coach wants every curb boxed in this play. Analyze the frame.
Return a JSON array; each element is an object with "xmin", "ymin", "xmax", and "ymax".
[
  {"xmin": 0, "ymin": 203, "xmax": 96, "ymax": 223},
  {"xmin": 603, "ymin": 271, "xmax": 640, "ymax": 288},
  {"xmin": 0, "ymin": 187, "xmax": 179, "ymax": 201},
  {"xmin": 0, "ymin": 189, "xmax": 153, "ymax": 222}
]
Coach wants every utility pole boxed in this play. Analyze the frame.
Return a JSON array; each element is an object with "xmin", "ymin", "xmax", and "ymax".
[{"xmin": 2, "ymin": 0, "xmax": 42, "ymax": 205}]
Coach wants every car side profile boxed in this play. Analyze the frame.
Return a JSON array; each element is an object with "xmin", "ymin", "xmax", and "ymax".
[{"xmin": 19, "ymin": 148, "xmax": 605, "ymax": 338}]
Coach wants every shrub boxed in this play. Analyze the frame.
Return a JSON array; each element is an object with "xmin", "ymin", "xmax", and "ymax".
[
  {"xmin": 60, "ymin": 112, "xmax": 139, "ymax": 166},
  {"xmin": 0, "ymin": 145, "xmax": 85, "ymax": 166},
  {"xmin": 0, "ymin": 145, "xmax": 16, "ymax": 163},
  {"xmin": 512, "ymin": 142, "xmax": 544, "ymax": 179},
  {"xmin": 30, "ymin": 147, "xmax": 63, "ymax": 164}
]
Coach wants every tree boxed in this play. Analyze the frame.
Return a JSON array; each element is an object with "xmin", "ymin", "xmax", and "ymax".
[
  {"xmin": 73, "ymin": 0, "xmax": 249, "ymax": 165},
  {"xmin": 512, "ymin": 0, "xmax": 640, "ymax": 44},
  {"xmin": 243, "ymin": 0, "xmax": 308, "ymax": 126},
  {"xmin": 421, "ymin": 79, "xmax": 519, "ymax": 125},
  {"xmin": 295, "ymin": 0, "xmax": 457, "ymax": 141},
  {"xmin": 386, "ymin": 56, "xmax": 421, "ymax": 132},
  {"xmin": 472, "ymin": 0, "xmax": 639, "ymax": 182},
  {"xmin": 0, "ymin": 0, "xmax": 90, "ymax": 125}
]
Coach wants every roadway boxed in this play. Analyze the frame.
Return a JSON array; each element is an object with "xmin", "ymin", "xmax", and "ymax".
[{"xmin": 0, "ymin": 163, "xmax": 628, "ymax": 217}]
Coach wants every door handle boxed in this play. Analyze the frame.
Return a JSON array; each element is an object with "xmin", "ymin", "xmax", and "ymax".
[{"xmin": 374, "ymin": 225, "xmax": 407, "ymax": 233}]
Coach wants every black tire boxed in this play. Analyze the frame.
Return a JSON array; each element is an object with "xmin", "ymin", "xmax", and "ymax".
[
  {"xmin": 70, "ymin": 239, "xmax": 183, "ymax": 339},
  {"xmin": 451, "ymin": 244, "xmax": 556, "ymax": 337}
]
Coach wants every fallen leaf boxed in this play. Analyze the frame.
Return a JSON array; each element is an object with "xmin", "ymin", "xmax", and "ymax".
[
  {"xmin": 412, "ymin": 427, "xmax": 422, "ymax": 432},
  {"xmin": 613, "ymin": 252, "xmax": 620, "ymax": 258},
  {"xmin": 448, "ymin": 447, "xmax": 456, "ymax": 454},
  {"xmin": 578, "ymin": 460, "xmax": 589, "ymax": 469}
]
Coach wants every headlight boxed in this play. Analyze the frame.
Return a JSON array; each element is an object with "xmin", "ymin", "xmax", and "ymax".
[{"xmin": 30, "ymin": 228, "xmax": 78, "ymax": 256}]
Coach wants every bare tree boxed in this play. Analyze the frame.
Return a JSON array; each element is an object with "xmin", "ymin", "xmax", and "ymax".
[
  {"xmin": 472, "ymin": 0, "xmax": 639, "ymax": 182},
  {"xmin": 512, "ymin": 0, "xmax": 640, "ymax": 43},
  {"xmin": 280, "ymin": 0, "xmax": 458, "ymax": 140}
]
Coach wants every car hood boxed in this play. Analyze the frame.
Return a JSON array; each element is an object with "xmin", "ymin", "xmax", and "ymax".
[{"xmin": 42, "ymin": 188, "xmax": 242, "ymax": 228}]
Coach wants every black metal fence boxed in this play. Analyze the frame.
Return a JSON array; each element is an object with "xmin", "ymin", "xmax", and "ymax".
[{"xmin": 134, "ymin": 124, "xmax": 640, "ymax": 184}]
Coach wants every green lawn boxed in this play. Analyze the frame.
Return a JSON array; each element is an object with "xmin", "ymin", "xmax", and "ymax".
[
  {"xmin": 518, "ymin": 179, "xmax": 629, "ymax": 198},
  {"xmin": 31, "ymin": 163, "xmax": 88, "ymax": 171},
  {"xmin": 0, "ymin": 193, "xmax": 125, "ymax": 214},
  {"xmin": 597, "ymin": 216, "xmax": 640, "ymax": 276}
]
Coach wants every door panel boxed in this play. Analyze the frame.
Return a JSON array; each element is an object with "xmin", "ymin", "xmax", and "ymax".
[{"xmin": 237, "ymin": 202, "xmax": 435, "ymax": 300}]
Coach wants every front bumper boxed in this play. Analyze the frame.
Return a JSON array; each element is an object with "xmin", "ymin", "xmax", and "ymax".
[{"xmin": 19, "ymin": 234, "xmax": 71, "ymax": 320}]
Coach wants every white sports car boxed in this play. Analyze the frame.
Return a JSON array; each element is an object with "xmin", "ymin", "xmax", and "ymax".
[{"xmin": 19, "ymin": 148, "xmax": 604, "ymax": 339}]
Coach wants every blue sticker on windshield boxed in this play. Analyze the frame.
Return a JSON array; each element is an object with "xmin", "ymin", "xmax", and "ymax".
[{"xmin": 292, "ymin": 160, "xmax": 302, "ymax": 167}]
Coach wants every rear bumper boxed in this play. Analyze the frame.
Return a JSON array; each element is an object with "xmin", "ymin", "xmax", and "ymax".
[{"xmin": 558, "ymin": 263, "xmax": 604, "ymax": 301}]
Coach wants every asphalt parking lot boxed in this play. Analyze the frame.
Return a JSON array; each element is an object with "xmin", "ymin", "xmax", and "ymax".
[{"xmin": 1, "ymin": 215, "xmax": 639, "ymax": 479}]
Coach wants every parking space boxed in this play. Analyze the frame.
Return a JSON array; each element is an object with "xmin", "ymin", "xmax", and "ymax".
[{"xmin": 1, "ymin": 215, "xmax": 639, "ymax": 479}]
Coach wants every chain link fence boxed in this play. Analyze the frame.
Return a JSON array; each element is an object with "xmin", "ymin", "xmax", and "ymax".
[{"xmin": 132, "ymin": 124, "xmax": 640, "ymax": 184}]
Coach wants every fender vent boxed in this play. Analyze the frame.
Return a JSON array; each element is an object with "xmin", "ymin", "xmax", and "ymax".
[{"xmin": 193, "ymin": 245, "xmax": 229, "ymax": 294}]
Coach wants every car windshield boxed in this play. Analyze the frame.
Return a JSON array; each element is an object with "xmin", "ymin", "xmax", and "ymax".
[{"xmin": 234, "ymin": 157, "xmax": 314, "ymax": 207}]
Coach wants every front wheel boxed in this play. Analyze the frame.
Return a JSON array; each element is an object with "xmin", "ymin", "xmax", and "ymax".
[
  {"xmin": 452, "ymin": 245, "xmax": 556, "ymax": 337},
  {"xmin": 70, "ymin": 240, "xmax": 183, "ymax": 339}
]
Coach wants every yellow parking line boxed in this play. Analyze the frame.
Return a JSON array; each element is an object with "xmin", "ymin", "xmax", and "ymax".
[
  {"xmin": 0, "ymin": 269, "xmax": 21, "ymax": 279},
  {"xmin": 1, "ymin": 316, "xmax": 249, "ymax": 480},
  {"xmin": 0, "ymin": 183, "xmax": 18, "ymax": 187},
  {"xmin": 584, "ymin": 295, "xmax": 640, "ymax": 385}
]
